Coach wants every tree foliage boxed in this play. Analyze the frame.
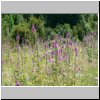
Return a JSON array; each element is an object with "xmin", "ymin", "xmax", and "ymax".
[{"xmin": 2, "ymin": 14, "xmax": 98, "ymax": 43}]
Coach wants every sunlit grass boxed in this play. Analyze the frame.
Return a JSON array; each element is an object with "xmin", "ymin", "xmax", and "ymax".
[{"xmin": 2, "ymin": 38, "xmax": 98, "ymax": 86}]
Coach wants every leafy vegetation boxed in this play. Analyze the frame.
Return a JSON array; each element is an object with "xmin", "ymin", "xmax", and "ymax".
[{"xmin": 2, "ymin": 14, "xmax": 98, "ymax": 86}]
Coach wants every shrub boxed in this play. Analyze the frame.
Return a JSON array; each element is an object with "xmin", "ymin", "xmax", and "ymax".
[
  {"xmin": 29, "ymin": 16, "xmax": 45, "ymax": 39},
  {"xmin": 2, "ymin": 14, "xmax": 15, "ymax": 34},
  {"xmin": 11, "ymin": 23, "xmax": 30, "ymax": 44},
  {"xmin": 73, "ymin": 24, "xmax": 85, "ymax": 41},
  {"xmin": 54, "ymin": 23, "xmax": 73, "ymax": 38},
  {"xmin": 45, "ymin": 27, "xmax": 56, "ymax": 40}
]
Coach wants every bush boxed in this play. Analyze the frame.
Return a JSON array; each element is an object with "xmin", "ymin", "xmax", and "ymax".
[
  {"xmin": 11, "ymin": 23, "xmax": 30, "ymax": 44},
  {"xmin": 54, "ymin": 23, "xmax": 73, "ymax": 38},
  {"xmin": 29, "ymin": 16, "xmax": 45, "ymax": 39},
  {"xmin": 45, "ymin": 27, "xmax": 56, "ymax": 40},
  {"xmin": 73, "ymin": 24, "xmax": 85, "ymax": 41},
  {"xmin": 44, "ymin": 24, "xmax": 73, "ymax": 40},
  {"xmin": 77, "ymin": 14, "xmax": 98, "ymax": 41},
  {"xmin": 2, "ymin": 14, "xmax": 15, "ymax": 34}
]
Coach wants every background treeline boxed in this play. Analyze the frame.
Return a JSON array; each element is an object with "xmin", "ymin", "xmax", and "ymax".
[{"xmin": 2, "ymin": 14, "xmax": 98, "ymax": 44}]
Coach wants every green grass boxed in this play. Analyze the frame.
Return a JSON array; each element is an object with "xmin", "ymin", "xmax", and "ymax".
[{"xmin": 2, "ymin": 42, "xmax": 98, "ymax": 86}]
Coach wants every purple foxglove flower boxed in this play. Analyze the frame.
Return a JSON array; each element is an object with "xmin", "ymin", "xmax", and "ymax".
[
  {"xmin": 55, "ymin": 50, "xmax": 58, "ymax": 55},
  {"xmin": 52, "ymin": 41, "xmax": 58, "ymax": 48},
  {"xmin": 56, "ymin": 50, "xmax": 59, "ymax": 55},
  {"xmin": 58, "ymin": 56, "xmax": 63, "ymax": 62},
  {"xmin": 66, "ymin": 53, "xmax": 68, "ymax": 63},
  {"xmin": 16, "ymin": 63, "xmax": 19, "ymax": 67},
  {"xmin": 2, "ymin": 60, "xmax": 6, "ymax": 64},
  {"xmin": 57, "ymin": 49, "xmax": 62, "ymax": 55},
  {"xmin": 62, "ymin": 45, "xmax": 64, "ymax": 49},
  {"xmin": 93, "ymin": 32, "xmax": 97, "ymax": 37},
  {"xmin": 44, "ymin": 43, "xmax": 48, "ymax": 48},
  {"xmin": 69, "ymin": 41, "xmax": 72, "ymax": 47},
  {"xmin": 66, "ymin": 32, "xmax": 70, "ymax": 38},
  {"xmin": 51, "ymin": 51, "xmax": 54, "ymax": 56},
  {"xmin": 67, "ymin": 40, "xmax": 69, "ymax": 45},
  {"xmin": 75, "ymin": 47, "xmax": 78, "ymax": 56},
  {"xmin": 16, "ymin": 44, "xmax": 20, "ymax": 51},
  {"xmin": 59, "ymin": 49, "xmax": 62, "ymax": 54},
  {"xmin": 31, "ymin": 25, "xmax": 36, "ymax": 33},
  {"xmin": 16, "ymin": 80, "xmax": 20, "ymax": 86},
  {"xmin": 48, "ymin": 57, "xmax": 53, "ymax": 63},
  {"xmin": 16, "ymin": 34, "xmax": 20, "ymax": 41},
  {"xmin": 60, "ymin": 49, "xmax": 62, "ymax": 53}
]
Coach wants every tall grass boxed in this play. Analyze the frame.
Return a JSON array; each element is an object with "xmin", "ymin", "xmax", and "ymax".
[{"xmin": 2, "ymin": 32, "xmax": 98, "ymax": 86}]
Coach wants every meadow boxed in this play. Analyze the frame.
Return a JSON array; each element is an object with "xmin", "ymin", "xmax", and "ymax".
[
  {"xmin": 2, "ymin": 14, "xmax": 98, "ymax": 86},
  {"xmin": 2, "ymin": 33, "xmax": 98, "ymax": 86}
]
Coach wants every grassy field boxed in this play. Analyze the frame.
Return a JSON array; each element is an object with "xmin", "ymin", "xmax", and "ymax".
[{"xmin": 2, "ymin": 35, "xmax": 98, "ymax": 86}]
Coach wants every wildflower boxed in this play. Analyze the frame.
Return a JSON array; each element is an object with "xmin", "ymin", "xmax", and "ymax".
[
  {"xmin": 58, "ymin": 56, "xmax": 63, "ymax": 62},
  {"xmin": 63, "ymin": 52, "xmax": 68, "ymax": 63},
  {"xmin": 69, "ymin": 41, "xmax": 72, "ymax": 47},
  {"xmin": 93, "ymin": 32, "xmax": 97, "ymax": 37},
  {"xmin": 16, "ymin": 34, "xmax": 20, "ymax": 42},
  {"xmin": 61, "ymin": 45, "xmax": 64, "ymax": 49},
  {"xmin": 56, "ymin": 50, "xmax": 59, "ymax": 55},
  {"xmin": 66, "ymin": 32, "xmax": 70, "ymax": 38},
  {"xmin": 44, "ymin": 43, "xmax": 48, "ymax": 48},
  {"xmin": 16, "ymin": 63, "xmax": 19, "ymax": 67},
  {"xmin": 52, "ymin": 41, "xmax": 58, "ymax": 48},
  {"xmin": 66, "ymin": 53, "xmax": 68, "ymax": 63},
  {"xmin": 74, "ymin": 47, "xmax": 78, "ymax": 56},
  {"xmin": 2, "ymin": 60, "xmax": 6, "ymax": 64},
  {"xmin": 62, "ymin": 44, "xmax": 66, "ymax": 49},
  {"xmin": 48, "ymin": 56, "xmax": 53, "ymax": 63},
  {"xmin": 31, "ymin": 25, "xmax": 36, "ymax": 33},
  {"xmin": 59, "ymin": 49, "xmax": 62, "ymax": 55},
  {"xmin": 16, "ymin": 44, "xmax": 20, "ymax": 51},
  {"xmin": 51, "ymin": 51, "xmax": 55, "ymax": 56},
  {"xmin": 16, "ymin": 80, "xmax": 20, "ymax": 86}
]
